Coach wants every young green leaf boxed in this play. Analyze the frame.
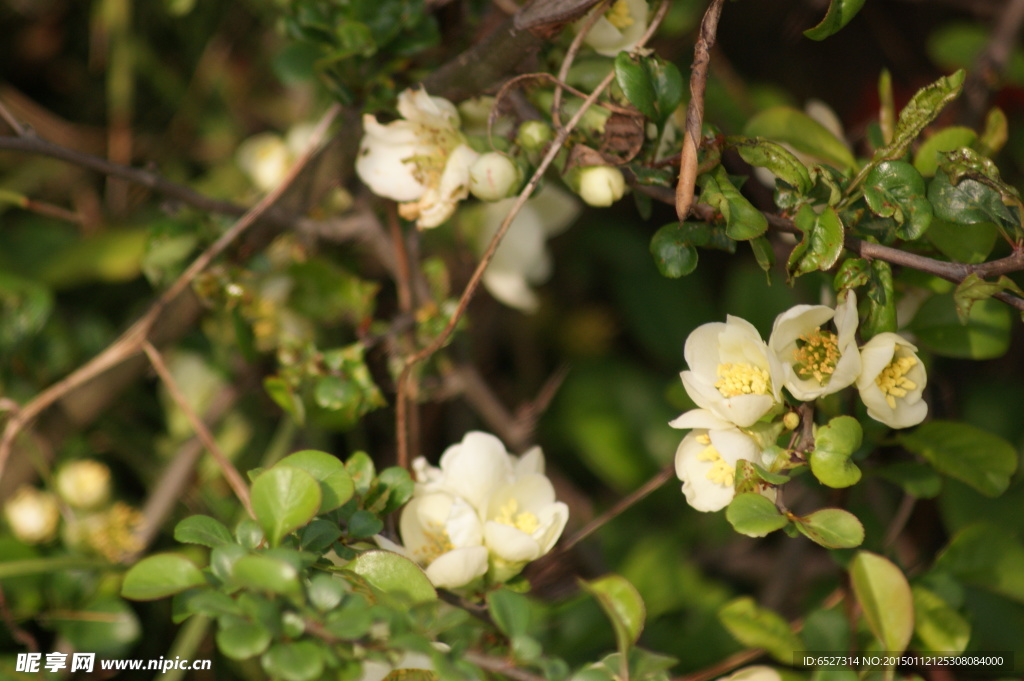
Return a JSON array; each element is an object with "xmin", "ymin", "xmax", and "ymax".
[
  {"xmin": 803, "ymin": 0, "xmax": 867, "ymax": 40},
  {"xmin": 614, "ymin": 53, "xmax": 657, "ymax": 121},
  {"xmin": 875, "ymin": 70, "xmax": 966, "ymax": 162},
  {"xmin": 231, "ymin": 554, "xmax": 302, "ymax": 596},
  {"xmin": 862, "ymin": 161, "xmax": 933, "ymax": 240},
  {"xmin": 953, "ymin": 273, "xmax": 1024, "ymax": 323},
  {"xmin": 174, "ymin": 515, "xmax": 235, "ymax": 548},
  {"xmin": 726, "ymin": 493, "xmax": 789, "ymax": 537},
  {"xmin": 793, "ymin": 508, "xmax": 864, "ymax": 549},
  {"xmin": 277, "ymin": 450, "xmax": 355, "ymax": 512},
  {"xmin": 718, "ymin": 596, "xmax": 802, "ymax": 663},
  {"xmin": 809, "ymin": 416, "xmax": 863, "ymax": 488},
  {"xmin": 251, "ymin": 466, "xmax": 322, "ymax": 547},
  {"xmin": 729, "ymin": 136, "xmax": 812, "ymax": 193},
  {"xmin": 650, "ymin": 222, "xmax": 700, "ymax": 278},
  {"xmin": 744, "ymin": 107, "xmax": 857, "ymax": 172},
  {"xmin": 346, "ymin": 550, "xmax": 437, "ymax": 604},
  {"xmin": 912, "ymin": 585, "xmax": 970, "ymax": 654},
  {"xmin": 787, "ymin": 205, "xmax": 845, "ymax": 277},
  {"xmin": 849, "ymin": 551, "xmax": 914, "ymax": 654},
  {"xmin": 581, "ymin": 574, "xmax": 646, "ymax": 655},
  {"xmin": 121, "ymin": 553, "xmax": 206, "ymax": 601}
]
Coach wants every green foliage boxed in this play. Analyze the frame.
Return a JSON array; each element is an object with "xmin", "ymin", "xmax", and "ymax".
[
  {"xmin": 849, "ymin": 552, "xmax": 914, "ymax": 654},
  {"xmin": 898, "ymin": 421, "xmax": 1018, "ymax": 497},
  {"xmin": 718, "ymin": 597, "xmax": 802, "ymax": 663}
]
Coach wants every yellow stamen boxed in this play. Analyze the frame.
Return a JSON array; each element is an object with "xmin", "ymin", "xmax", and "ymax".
[
  {"xmin": 605, "ymin": 0, "xmax": 635, "ymax": 29},
  {"xmin": 412, "ymin": 521, "xmax": 454, "ymax": 567},
  {"xmin": 715, "ymin": 363, "xmax": 771, "ymax": 398},
  {"xmin": 793, "ymin": 328, "xmax": 840, "ymax": 384},
  {"xmin": 696, "ymin": 443, "xmax": 735, "ymax": 487},
  {"xmin": 875, "ymin": 355, "xmax": 919, "ymax": 409},
  {"xmin": 495, "ymin": 498, "xmax": 540, "ymax": 535}
]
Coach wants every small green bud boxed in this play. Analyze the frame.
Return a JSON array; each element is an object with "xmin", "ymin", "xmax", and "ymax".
[{"xmin": 516, "ymin": 120, "xmax": 553, "ymax": 152}]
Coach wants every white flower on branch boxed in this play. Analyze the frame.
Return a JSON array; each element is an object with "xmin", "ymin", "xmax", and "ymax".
[
  {"xmin": 356, "ymin": 87, "xmax": 479, "ymax": 229},
  {"xmin": 856, "ymin": 332, "xmax": 928, "ymax": 429},
  {"xmin": 575, "ymin": 0, "xmax": 650, "ymax": 57},
  {"xmin": 398, "ymin": 492, "xmax": 489, "ymax": 590},
  {"xmin": 4, "ymin": 486, "xmax": 60, "ymax": 544}
]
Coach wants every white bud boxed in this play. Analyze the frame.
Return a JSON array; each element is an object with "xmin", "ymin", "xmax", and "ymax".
[
  {"xmin": 469, "ymin": 152, "xmax": 522, "ymax": 202},
  {"xmin": 56, "ymin": 460, "xmax": 112, "ymax": 510},
  {"xmin": 516, "ymin": 121, "xmax": 553, "ymax": 152},
  {"xmin": 577, "ymin": 166, "xmax": 626, "ymax": 207},
  {"xmin": 4, "ymin": 486, "xmax": 60, "ymax": 544}
]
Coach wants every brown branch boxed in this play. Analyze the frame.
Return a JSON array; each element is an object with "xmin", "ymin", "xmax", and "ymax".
[
  {"xmin": 463, "ymin": 650, "xmax": 548, "ymax": 681},
  {"xmin": 676, "ymin": 0, "xmax": 726, "ymax": 220}
]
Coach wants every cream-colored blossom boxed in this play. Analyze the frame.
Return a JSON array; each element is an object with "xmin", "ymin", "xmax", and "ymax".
[
  {"xmin": 576, "ymin": 166, "xmax": 626, "ymax": 207},
  {"xmin": 680, "ymin": 316, "xmax": 783, "ymax": 427},
  {"xmin": 671, "ymin": 409, "xmax": 764, "ymax": 512},
  {"xmin": 4, "ymin": 486, "xmax": 60, "ymax": 544},
  {"xmin": 398, "ymin": 493, "xmax": 489, "ymax": 589},
  {"xmin": 769, "ymin": 291, "xmax": 861, "ymax": 401},
  {"xmin": 469, "ymin": 152, "xmax": 521, "ymax": 202},
  {"xmin": 356, "ymin": 87, "xmax": 479, "ymax": 229},
  {"xmin": 575, "ymin": 0, "xmax": 649, "ymax": 57},
  {"xmin": 856, "ymin": 333, "xmax": 928, "ymax": 429},
  {"xmin": 55, "ymin": 459, "xmax": 112, "ymax": 510}
]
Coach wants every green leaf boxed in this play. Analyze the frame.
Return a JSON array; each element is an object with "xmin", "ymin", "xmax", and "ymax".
[
  {"xmin": 898, "ymin": 420, "xmax": 1017, "ymax": 497},
  {"xmin": 809, "ymin": 416, "xmax": 863, "ymax": 488},
  {"xmin": 210, "ymin": 543, "xmax": 247, "ymax": 583},
  {"xmin": 174, "ymin": 515, "xmax": 235, "ymax": 548},
  {"xmin": 346, "ymin": 550, "xmax": 437, "ymax": 604},
  {"xmin": 909, "ymin": 291, "xmax": 1011, "ymax": 359},
  {"xmin": 264, "ymin": 376, "xmax": 305, "ymax": 425},
  {"xmin": 699, "ymin": 167, "xmax": 768, "ymax": 241},
  {"xmin": 307, "ymin": 574, "xmax": 347, "ymax": 612},
  {"xmin": 718, "ymin": 596, "xmax": 802, "ymax": 663},
  {"xmin": 582, "ymin": 574, "xmax": 646, "ymax": 655},
  {"xmin": 346, "ymin": 509, "xmax": 383, "ymax": 538},
  {"xmin": 729, "ymin": 136, "xmax": 812, "ymax": 192},
  {"xmin": 744, "ymin": 107, "xmax": 857, "ymax": 171},
  {"xmin": 860, "ymin": 260, "xmax": 896, "ymax": 338},
  {"xmin": 231, "ymin": 554, "xmax": 301, "ymax": 596},
  {"xmin": 346, "ymin": 451, "xmax": 376, "ymax": 495},
  {"xmin": 648, "ymin": 57, "xmax": 684, "ymax": 125},
  {"xmin": 261, "ymin": 641, "xmax": 325, "ymax": 681},
  {"xmin": 234, "ymin": 518, "xmax": 264, "ymax": 550},
  {"xmin": 749, "ymin": 236, "xmax": 775, "ymax": 281},
  {"xmin": 364, "ymin": 466, "xmax": 415, "ymax": 515},
  {"xmin": 216, "ymin": 619, "xmax": 272, "ymax": 660},
  {"xmin": 926, "ymin": 217, "xmax": 997, "ymax": 264},
  {"xmin": 862, "ymin": 161, "xmax": 933, "ymax": 240},
  {"xmin": 928, "ymin": 169, "xmax": 1018, "ymax": 232},
  {"xmin": 793, "ymin": 508, "xmax": 864, "ymax": 548},
  {"xmin": 55, "ymin": 596, "xmax": 140, "ymax": 655},
  {"xmin": 875, "ymin": 461, "xmax": 942, "ymax": 499},
  {"xmin": 614, "ymin": 53, "xmax": 657, "ymax": 121},
  {"xmin": 299, "ymin": 518, "xmax": 343, "ymax": 553},
  {"xmin": 803, "ymin": 0, "xmax": 866, "ymax": 40},
  {"xmin": 954, "ymin": 273, "xmax": 1024, "ymax": 323},
  {"xmin": 121, "ymin": 553, "xmax": 206, "ymax": 601},
  {"xmin": 487, "ymin": 588, "xmax": 534, "ymax": 638},
  {"xmin": 875, "ymin": 70, "xmax": 966, "ymax": 162},
  {"xmin": 726, "ymin": 493, "xmax": 789, "ymax": 537},
  {"xmin": 849, "ymin": 551, "xmax": 914, "ymax": 654},
  {"xmin": 913, "ymin": 127, "xmax": 977, "ymax": 177},
  {"xmin": 911, "ymin": 585, "xmax": 970, "ymax": 654},
  {"xmin": 787, "ymin": 205, "xmax": 845, "ymax": 277},
  {"xmin": 936, "ymin": 523, "xmax": 1024, "ymax": 603},
  {"xmin": 277, "ymin": 450, "xmax": 355, "ymax": 512},
  {"xmin": 649, "ymin": 222, "xmax": 700, "ymax": 277},
  {"xmin": 251, "ymin": 466, "xmax": 322, "ymax": 547},
  {"xmin": 833, "ymin": 257, "xmax": 870, "ymax": 291},
  {"xmin": 174, "ymin": 588, "xmax": 241, "ymax": 620}
]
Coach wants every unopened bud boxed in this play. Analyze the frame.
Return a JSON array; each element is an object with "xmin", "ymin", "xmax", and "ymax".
[
  {"xmin": 469, "ymin": 152, "xmax": 522, "ymax": 202},
  {"xmin": 4, "ymin": 486, "xmax": 60, "ymax": 544},
  {"xmin": 577, "ymin": 166, "xmax": 626, "ymax": 207},
  {"xmin": 56, "ymin": 460, "xmax": 112, "ymax": 510},
  {"xmin": 516, "ymin": 121, "xmax": 553, "ymax": 152},
  {"xmin": 782, "ymin": 412, "xmax": 800, "ymax": 431}
]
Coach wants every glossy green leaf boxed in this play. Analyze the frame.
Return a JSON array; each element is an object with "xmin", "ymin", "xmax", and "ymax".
[
  {"xmin": 912, "ymin": 585, "xmax": 970, "ymax": 654},
  {"xmin": 913, "ymin": 127, "xmax": 977, "ymax": 176},
  {"xmin": 122, "ymin": 553, "xmax": 206, "ymax": 601},
  {"xmin": 849, "ymin": 551, "xmax": 914, "ymax": 654},
  {"xmin": 954, "ymin": 273, "xmax": 1024, "ymax": 323},
  {"xmin": 936, "ymin": 523, "xmax": 1024, "ymax": 602},
  {"xmin": 909, "ymin": 292, "xmax": 1011, "ymax": 359},
  {"xmin": 860, "ymin": 260, "xmax": 896, "ymax": 339},
  {"xmin": 804, "ymin": 0, "xmax": 866, "ymax": 40},
  {"xmin": 582, "ymin": 574, "xmax": 646, "ymax": 654},
  {"xmin": 926, "ymin": 217, "xmax": 997, "ymax": 264},
  {"xmin": 744, "ymin": 107, "xmax": 857, "ymax": 171},
  {"xmin": 833, "ymin": 257, "xmax": 870, "ymax": 291},
  {"xmin": 210, "ymin": 543, "xmax": 247, "ymax": 583},
  {"xmin": 216, "ymin": 619, "xmax": 272, "ymax": 660},
  {"xmin": 863, "ymin": 161, "xmax": 933, "ymax": 240},
  {"xmin": 729, "ymin": 136, "xmax": 812, "ymax": 192},
  {"xmin": 277, "ymin": 450, "xmax": 355, "ymax": 512},
  {"xmin": 898, "ymin": 420, "xmax": 1017, "ymax": 497},
  {"xmin": 875, "ymin": 70, "xmax": 965, "ymax": 162},
  {"xmin": 231, "ymin": 554, "xmax": 301, "ymax": 596},
  {"xmin": 174, "ymin": 515, "xmax": 235, "ymax": 548},
  {"xmin": 346, "ymin": 550, "xmax": 437, "ymax": 604},
  {"xmin": 699, "ymin": 167, "xmax": 768, "ymax": 241},
  {"xmin": 251, "ymin": 466, "xmax": 322, "ymax": 546},
  {"xmin": 718, "ymin": 596, "xmax": 802, "ymax": 663},
  {"xmin": 788, "ymin": 205, "xmax": 844, "ymax": 277},
  {"xmin": 363, "ymin": 465, "xmax": 414, "ymax": 515},
  {"xmin": 234, "ymin": 518, "xmax": 264, "ymax": 550},
  {"xmin": 648, "ymin": 57, "xmax": 684, "ymax": 124},
  {"xmin": 726, "ymin": 492, "xmax": 789, "ymax": 537},
  {"xmin": 793, "ymin": 508, "xmax": 864, "ymax": 549},
  {"xmin": 261, "ymin": 641, "xmax": 325, "ymax": 681},
  {"xmin": 650, "ymin": 222, "xmax": 700, "ymax": 277},
  {"xmin": 614, "ymin": 52, "xmax": 657, "ymax": 121},
  {"xmin": 928, "ymin": 170, "xmax": 1018, "ymax": 231},
  {"xmin": 810, "ymin": 416, "xmax": 863, "ymax": 488}
]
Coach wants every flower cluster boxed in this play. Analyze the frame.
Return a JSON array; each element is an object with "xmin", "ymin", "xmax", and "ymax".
[
  {"xmin": 387, "ymin": 431, "xmax": 568, "ymax": 589},
  {"xmin": 672, "ymin": 292, "xmax": 928, "ymax": 512}
]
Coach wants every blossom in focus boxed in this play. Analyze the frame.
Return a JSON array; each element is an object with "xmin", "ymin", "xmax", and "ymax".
[
  {"xmin": 769, "ymin": 291, "xmax": 861, "ymax": 401},
  {"xmin": 670, "ymin": 409, "xmax": 763, "ymax": 512},
  {"xmin": 575, "ymin": 0, "xmax": 649, "ymax": 57},
  {"xmin": 398, "ymin": 493, "xmax": 489, "ymax": 589},
  {"xmin": 465, "ymin": 185, "xmax": 579, "ymax": 313},
  {"xmin": 4, "ymin": 486, "xmax": 60, "ymax": 544},
  {"xmin": 356, "ymin": 87, "xmax": 480, "ymax": 229},
  {"xmin": 680, "ymin": 316, "xmax": 783, "ymax": 428},
  {"xmin": 856, "ymin": 332, "xmax": 928, "ymax": 429},
  {"xmin": 55, "ymin": 459, "xmax": 112, "ymax": 511}
]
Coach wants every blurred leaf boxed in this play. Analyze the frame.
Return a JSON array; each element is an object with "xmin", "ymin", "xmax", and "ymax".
[
  {"xmin": 0, "ymin": 270, "xmax": 52, "ymax": 351},
  {"xmin": 122, "ymin": 553, "xmax": 206, "ymax": 601},
  {"xmin": 913, "ymin": 127, "xmax": 977, "ymax": 177},
  {"xmin": 264, "ymin": 376, "xmax": 306, "ymax": 425},
  {"xmin": 346, "ymin": 550, "xmax": 437, "ymax": 604},
  {"xmin": 210, "ymin": 543, "xmax": 247, "ymax": 583},
  {"xmin": 801, "ymin": 608, "xmax": 849, "ymax": 654},
  {"xmin": 874, "ymin": 461, "xmax": 942, "ymax": 499},
  {"xmin": 251, "ymin": 466, "xmax": 322, "ymax": 547},
  {"xmin": 910, "ymin": 292, "xmax": 1010, "ymax": 359},
  {"xmin": 216, "ymin": 619, "xmax": 272, "ymax": 661},
  {"xmin": 262, "ymin": 641, "xmax": 325, "ymax": 681},
  {"xmin": 346, "ymin": 451, "xmax": 376, "ymax": 495},
  {"xmin": 307, "ymin": 574, "xmax": 347, "ymax": 612},
  {"xmin": 793, "ymin": 508, "xmax": 864, "ymax": 549},
  {"xmin": 978, "ymin": 107, "xmax": 1008, "ymax": 156},
  {"xmin": 809, "ymin": 416, "xmax": 863, "ymax": 488},
  {"xmin": 346, "ymin": 509, "xmax": 383, "ymax": 538},
  {"xmin": 744, "ymin": 107, "xmax": 856, "ymax": 171},
  {"xmin": 849, "ymin": 551, "xmax": 914, "ymax": 653},
  {"xmin": 803, "ymin": 0, "xmax": 866, "ymax": 40},
  {"xmin": 729, "ymin": 136, "xmax": 812, "ymax": 193},
  {"xmin": 39, "ymin": 228, "xmax": 148, "ymax": 289},
  {"xmin": 174, "ymin": 515, "xmax": 235, "ymax": 548},
  {"xmin": 726, "ymin": 493, "xmax": 789, "ymax": 537},
  {"xmin": 649, "ymin": 222, "xmax": 700, "ymax": 277},
  {"xmin": 862, "ymin": 161, "xmax": 932, "ymax": 240},
  {"xmin": 788, "ymin": 205, "xmax": 844, "ymax": 277},
  {"xmin": 912, "ymin": 585, "xmax": 970, "ymax": 654},
  {"xmin": 936, "ymin": 523, "xmax": 1024, "ymax": 602},
  {"xmin": 363, "ymin": 466, "xmax": 414, "ymax": 515},
  {"xmin": 231, "ymin": 554, "xmax": 302, "ymax": 596},
  {"xmin": 488, "ymin": 588, "xmax": 535, "ymax": 638},
  {"xmin": 582, "ymin": 574, "xmax": 646, "ymax": 655},
  {"xmin": 278, "ymin": 450, "xmax": 355, "ymax": 512},
  {"xmin": 898, "ymin": 421, "xmax": 1017, "ymax": 498},
  {"xmin": 926, "ymin": 217, "xmax": 997, "ymax": 264},
  {"xmin": 299, "ymin": 519, "xmax": 343, "ymax": 553},
  {"xmin": 55, "ymin": 596, "xmax": 140, "ymax": 655},
  {"xmin": 718, "ymin": 596, "xmax": 802, "ymax": 662},
  {"xmin": 954, "ymin": 273, "xmax": 1024, "ymax": 323}
]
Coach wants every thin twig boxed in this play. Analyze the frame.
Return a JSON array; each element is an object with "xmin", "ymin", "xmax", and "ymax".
[
  {"xmin": 142, "ymin": 341, "xmax": 254, "ymax": 518},
  {"xmin": 0, "ymin": 97, "xmax": 28, "ymax": 136},
  {"xmin": 395, "ymin": 0, "xmax": 672, "ymax": 469},
  {"xmin": 552, "ymin": 0, "xmax": 611, "ymax": 129},
  {"xmin": 463, "ymin": 650, "xmax": 547, "ymax": 681},
  {"xmin": 882, "ymin": 492, "xmax": 917, "ymax": 549},
  {"xmin": 676, "ymin": 0, "xmax": 727, "ymax": 220}
]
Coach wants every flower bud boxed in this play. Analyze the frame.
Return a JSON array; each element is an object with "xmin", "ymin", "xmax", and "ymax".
[
  {"xmin": 577, "ymin": 166, "xmax": 626, "ymax": 207},
  {"xmin": 469, "ymin": 152, "xmax": 522, "ymax": 202},
  {"xmin": 782, "ymin": 412, "xmax": 800, "ymax": 431},
  {"xmin": 56, "ymin": 460, "xmax": 112, "ymax": 510},
  {"xmin": 516, "ymin": 121, "xmax": 553, "ymax": 153},
  {"xmin": 236, "ymin": 132, "xmax": 290, "ymax": 192},
  {"xmin": 4, "ymin": 486, "xmax": 60, "ymax": 544}
]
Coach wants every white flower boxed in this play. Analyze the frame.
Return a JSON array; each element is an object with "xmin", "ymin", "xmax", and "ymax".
[
  {"xmin": 237, "ymin": 133, "xmax": 291, "ymax": 192},
  {"xmin": 55, "ymin": 460, "xmax": 111, "ymax": 510},
  {"xmin": 482, "ymin": 470, "xmax": 569, "ymax": 570},
  {"xmin": 680, "ymin": 316, "xmax": 783, "ymax": 427},
  {"xmin": 356, "ymin": 87, "xmax": 480, "ymax": 229},
  {"xmin": 575, "ymin": 0, "xmax": 649, "ymax": 57},
  {"xmin": 4, "ymin": 486, "xmax": 60, "ymax": 544},
  {"xmin": 469, "ymin": 185, "xmax": 579, "ymax": 313},
  {"xmin": 856, "ymin": 333, "xmax": 928, "ymax": 429},
  {"xmin": 670, "ymin": 409, "xmax": 764, "ymax": 512},
  {"xmin": 576, "ymin": 166, "xmax": 626, "ymax": 207},
  {"xmin": 769, "ymin": 291, "xmax": 861, "ymax": 401},
  {"xmin": 398, "ymin": 492, "xmax": 489, "ymax": 589},
  {"xmin": 469, "ymin": 152, "xmax": 521, "ymax": 202}
]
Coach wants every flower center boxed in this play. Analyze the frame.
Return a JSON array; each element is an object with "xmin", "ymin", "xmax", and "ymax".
[
  {"xmin": 696, "ymin": 434, "xmax": 735, "ymax": 487},
  {"xmin": 793, "ymin": 328, "xmax": 840, "ymax": 384},
  {"xmin": 875, "ymin": 355, "xmax": 919, "ymax": 409},
  {"xmin": 605, "ymin": 0, "xmax": 635, "ymax": 29},
  {"xmin": 715, "ymin": 362, "xmax": 770, "ymax": 398},
  {"xmin": 413, "ymin": 521, "xmax": 454, "ymax": 567},
  {"xmin": 495, "ymin": 498, "xmax": 540, "ymax": 535}
]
